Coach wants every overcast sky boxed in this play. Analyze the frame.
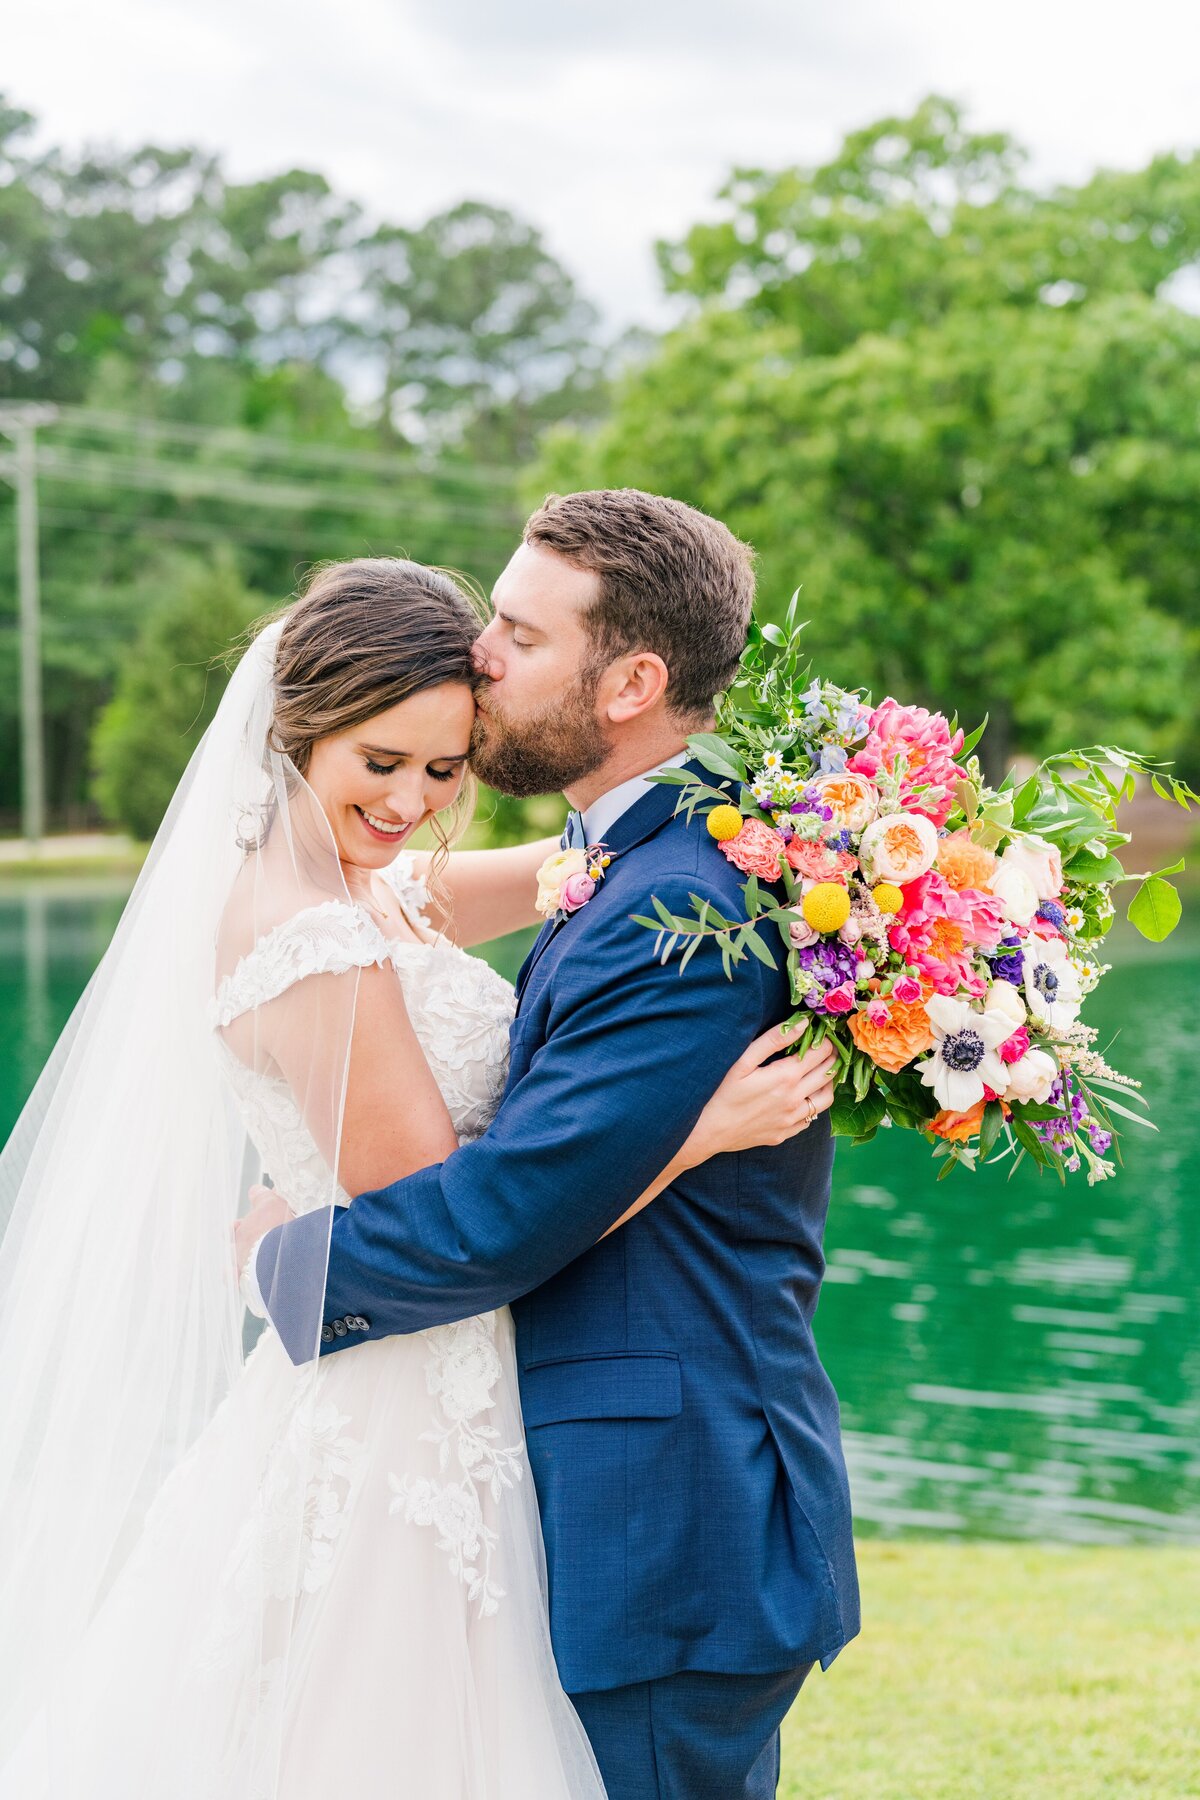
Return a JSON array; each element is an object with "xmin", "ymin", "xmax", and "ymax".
[{"xmin": 6, "ymin": 0, "xmax": 1199, "ymax": 326}]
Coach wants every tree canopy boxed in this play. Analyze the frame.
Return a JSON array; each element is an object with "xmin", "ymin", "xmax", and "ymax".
[
  {"xmin": 541, "ymin": 96, "xmax": 1200, "ymax": 776},
  {"xmin": 0, "ymin": 96, "xmax": 608, "ymax": 825}
]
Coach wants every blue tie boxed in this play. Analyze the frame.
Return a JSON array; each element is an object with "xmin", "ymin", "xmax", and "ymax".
[{"xmin": 561, "ymin": 810, "xmax": 585, "ymax": 851}]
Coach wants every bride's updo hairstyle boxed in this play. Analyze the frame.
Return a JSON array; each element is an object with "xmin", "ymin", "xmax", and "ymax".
[{"xmin": 264, "ymin": 556, "xmax": 485, "ymax": 865}]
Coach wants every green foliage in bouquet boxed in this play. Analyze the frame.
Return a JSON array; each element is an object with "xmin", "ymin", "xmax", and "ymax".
[{"xmin": 636, "ymin": 599, "xmax": 1196, "ymax": 1182}]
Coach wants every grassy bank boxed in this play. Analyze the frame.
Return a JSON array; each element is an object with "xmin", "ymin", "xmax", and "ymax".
[{"xmin": 782, "ymin": 1541, "xmax": 1200, "ymax": 1799}]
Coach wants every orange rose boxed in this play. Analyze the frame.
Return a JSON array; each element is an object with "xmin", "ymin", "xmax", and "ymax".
[
  {"xmin": 936, "ymin": 829, "xmax": 997, "ymax": 894},
  {"xmin": 927, "ymin": 1099, "xmax": 988, "ymax": 1143},
  {"xmin": 846, "ymin": 986, "xmax": 936, "ymax": 1073},
  {"xmin": 928, "ymin": 1096, "xmax": 1011, "ymax": 1142}
]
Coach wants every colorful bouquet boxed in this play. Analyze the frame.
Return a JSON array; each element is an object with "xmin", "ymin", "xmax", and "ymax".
[{"xmin": 638, "ymin": 601, "xmax": 1196, "ymax": 1182}]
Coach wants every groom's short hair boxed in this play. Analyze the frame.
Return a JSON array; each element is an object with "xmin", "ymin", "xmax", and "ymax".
[{"xmin": 523, "ymin": 489, "xmax": 754, "ymax": 720}]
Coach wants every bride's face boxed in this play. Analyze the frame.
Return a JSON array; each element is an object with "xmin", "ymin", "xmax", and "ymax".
[{"xmin": 305, "ymin": 681, "xmax": 476, "ymax": 869}]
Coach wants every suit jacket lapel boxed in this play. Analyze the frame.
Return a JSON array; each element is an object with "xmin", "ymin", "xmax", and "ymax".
[{"xmin": 514, "ymin": 762, "xmax": 714, "ymax": 1010}]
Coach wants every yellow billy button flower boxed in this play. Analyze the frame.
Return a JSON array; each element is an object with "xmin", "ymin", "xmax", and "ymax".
[
  {"xmin": 706, "ymin": 804, "xmax": 745, "ymax": 842},
  {"xmin": 802, "ymin": 882, "xmax": 852, "ymax": 934},
  {"xmin": 872, "ymin": 883, "xmax": 904, "ymax": 916}
]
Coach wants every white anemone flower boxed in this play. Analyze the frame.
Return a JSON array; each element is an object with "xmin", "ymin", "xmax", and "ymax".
[
  {"xmin": 1021, "ymin": 935, "xmax": 1083, "ymax": 1030},
  {"xmin": 917, "ymin": 995, "xmax": 1013, "ymax": 1112}
]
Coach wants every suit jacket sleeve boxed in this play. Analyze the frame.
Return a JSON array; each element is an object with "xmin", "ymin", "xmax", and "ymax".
[{"xmin": 256, "ymin": 875, "xmax": 774, "ymax": 1362}]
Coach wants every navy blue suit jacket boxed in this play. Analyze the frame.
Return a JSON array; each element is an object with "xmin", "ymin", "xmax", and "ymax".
[{"xmin": 258, "ymin": 772, "xmax": 859, "ymax": 1692}]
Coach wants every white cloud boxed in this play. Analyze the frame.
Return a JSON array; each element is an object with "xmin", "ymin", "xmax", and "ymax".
[{"xmin": 4, "ymin": 0, "xmax": 1198, "ymax": 326}]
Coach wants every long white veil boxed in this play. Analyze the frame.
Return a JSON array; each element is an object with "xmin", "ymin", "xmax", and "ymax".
[{"xmin": 0, "ymin": 620, "xmax": 353, "ymax": 1791}]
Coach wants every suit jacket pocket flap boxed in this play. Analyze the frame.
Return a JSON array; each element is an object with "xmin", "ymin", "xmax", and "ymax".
[{"xmin": 521, "ymin": 1352, "xmax": 682, "ymax": 1426}]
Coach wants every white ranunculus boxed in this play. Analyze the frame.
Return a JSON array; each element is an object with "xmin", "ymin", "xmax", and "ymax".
[
  {"xmin": 984, "ymin": 980, "xmax": 1027, "ymax": 1029},
  {"xmin": 1000, "ymin": 833, "xmax": 1064, "ymax": 902},
  {"xmin": 988, "ymin": 862, "xmax": 1039, "ymax": 927},
  {"xmin": 917, "ymin": 994, "xmax": 1013, "ymax": 1112},
  {"xmin": 1021, "ymin": 936, "xmax": 1083, "ymax": 1031},
  {"xmin": 1004, "ymin": 1048, "xmax": 1059, "ymax": 1104}
]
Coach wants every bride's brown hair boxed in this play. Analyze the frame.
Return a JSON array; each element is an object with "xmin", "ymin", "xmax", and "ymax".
[{"xmin": 264, "ymin": 556, "xmax": 486, "ymax": 876}]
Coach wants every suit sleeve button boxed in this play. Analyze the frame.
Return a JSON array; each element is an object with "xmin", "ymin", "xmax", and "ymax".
[
  {"xmin": 332, "ymin": 1318, "xmax": 348, "ymax": 1337},
  {"xmin": 320, "ymin": 1325, "xmax": 335, "ymax": 1344}
]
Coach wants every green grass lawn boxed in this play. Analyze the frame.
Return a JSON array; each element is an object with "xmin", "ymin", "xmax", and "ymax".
[{"xmin": 781, "ymin": 1541, "xmax": 1200, "ymax": 1800}]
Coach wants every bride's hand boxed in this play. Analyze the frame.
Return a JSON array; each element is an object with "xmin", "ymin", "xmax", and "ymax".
[
  {"xmin": 232, "ymin": 1183, "xmax": 296, "ymax": 1280},
  {"xmin": 678, "ymin": 1025, "xmax": 838, "ymax": 1166}
]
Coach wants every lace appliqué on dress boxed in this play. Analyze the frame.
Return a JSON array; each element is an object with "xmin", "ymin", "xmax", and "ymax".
[
  {"xmin": 197, "ymin": 1373, "xmax": 368, "ymax": 1671},
  {"xmin": 378, "ymin": 850, "xmax": 432, "ymax": 930},
  {"xmin": 211, "ymin": 900, "xmax": 392, "ymax": 1029},
  {"xmin": 387, "ymin": 1314, "xmax": 524, "ymax": 1619}
]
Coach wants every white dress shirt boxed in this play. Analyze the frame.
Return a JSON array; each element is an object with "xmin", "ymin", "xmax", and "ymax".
[
  {"xmin": 245, "ymin": 749, "xmax": 692, "ymax": 1318},
  {"xmin": 578, "ymin": 749, "xmax": 689, "ymax": 846}
]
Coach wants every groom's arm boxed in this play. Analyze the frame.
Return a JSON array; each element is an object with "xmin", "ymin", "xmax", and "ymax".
[{"xmin": 256, "ymin": 877, "xmax": 773, "ymax": 1363}]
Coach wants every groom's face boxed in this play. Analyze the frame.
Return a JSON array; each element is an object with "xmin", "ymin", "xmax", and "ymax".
[{"xmin": 469, "ymin": 543, "xmax": 613, "ymax": 797}]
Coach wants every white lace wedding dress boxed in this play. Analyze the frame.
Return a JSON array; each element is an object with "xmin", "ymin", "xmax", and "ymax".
[{"xmin": 1, "ymin": 855, "xmax": 605, "ymax": 1800}]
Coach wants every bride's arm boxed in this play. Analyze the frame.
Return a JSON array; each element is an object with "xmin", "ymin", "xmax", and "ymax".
[
  {"xmin": 600, "ymin": 1026, "xmax": 836, "ymax": 1238},
  {"xmin": 259, "ymin": 965, "xmax": 460, "ymax": 1195},
  {"xmin": 407, "ymin": 839, "xmax": 560, "ymax": 946},
  {"xmin": 236, "ymin": 982, "xmax": 835, "ymax": 1274}
]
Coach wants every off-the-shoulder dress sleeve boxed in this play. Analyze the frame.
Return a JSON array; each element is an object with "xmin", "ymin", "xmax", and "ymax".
[{"xmin": 211, "ymin": 900, "xmax": 393, "ymax": 1029}]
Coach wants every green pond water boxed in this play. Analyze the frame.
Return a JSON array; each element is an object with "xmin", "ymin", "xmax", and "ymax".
[{"xmin": 2, "ymin": 875, "xmax": 1197, "ymax": 1544}]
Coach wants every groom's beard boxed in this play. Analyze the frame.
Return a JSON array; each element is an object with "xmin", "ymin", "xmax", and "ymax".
[{"xmin": 470, "ymin": 674, "xmax": 611, "ymax": 799}]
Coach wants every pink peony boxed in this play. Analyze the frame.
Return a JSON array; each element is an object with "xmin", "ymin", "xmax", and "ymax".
[
  {"xmin": 720, "ymin": 818, "xmax": 787, "ymax": 881},
  {"xmin": 889, "ymin": 871, "xmax": 1006, "ymax": 997},
  {"xmin": 999, "ymin": 1025, "xmax": 1030, "ymax": 1065},
  {"xmin": 847, "ymin": 697, "xmax": 965, "ymax": 827},
  {"xmin": 561, "ymin": 872, "xmax": 597, "ymax": 912},
  {"xmin": 824, "ymin": 984, "xmax": 856, "ymax": 1014}
]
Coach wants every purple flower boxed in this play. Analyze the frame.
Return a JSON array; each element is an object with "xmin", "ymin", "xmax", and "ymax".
[
  {"xmin": 1037, "ymin": 900, "xmax": 1067, "ymax": 931},
  {"xmin": 991, "ymin": 934, "xmax": 1024, "ymax": 984}
]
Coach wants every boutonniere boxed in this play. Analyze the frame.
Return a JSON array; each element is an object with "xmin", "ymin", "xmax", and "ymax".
[{"xmin": 534, "ymin": 844, "xmax": 612, "ymax": 922}]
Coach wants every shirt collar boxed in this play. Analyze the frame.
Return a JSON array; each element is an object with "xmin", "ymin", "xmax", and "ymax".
[{"xmin": 579, "ymin": 750, "xmax": 689, "ymax": 847}]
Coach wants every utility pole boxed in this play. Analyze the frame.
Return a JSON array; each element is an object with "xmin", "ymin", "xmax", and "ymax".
[{"xmin": 0, "ymin": 404, "xmax": 57, "ymax": 849}]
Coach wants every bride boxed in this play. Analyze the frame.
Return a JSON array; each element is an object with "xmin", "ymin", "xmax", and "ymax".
[{"xmin": 0, "ymin": 558, "xmax": 830, "ymax": 1798}]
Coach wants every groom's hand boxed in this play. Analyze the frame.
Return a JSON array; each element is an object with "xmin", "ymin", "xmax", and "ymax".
[{"xmin": 232, "ymin": 1183, "xmax": 296, "ymax": 1280}]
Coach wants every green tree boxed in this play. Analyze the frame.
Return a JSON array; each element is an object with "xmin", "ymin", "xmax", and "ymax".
[
  {"xmin": 358, "ymin": 201, "xmax": 607, "ymax": 463},
  {"xmin": 91, "ymin": 554, "xmax": 266, "ymax": 839},
  {"xmin": 1, "ymin": 96, "xmax": 614, "ymax": 826},
  {"xmin": 539, "ymin": 98, "xmax": 1200, "ymax": 775}
]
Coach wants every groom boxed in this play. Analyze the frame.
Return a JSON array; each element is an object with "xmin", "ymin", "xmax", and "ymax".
[{"xmin": 254, "ymin": 489, "xmax": 859, "ymax": 1798}]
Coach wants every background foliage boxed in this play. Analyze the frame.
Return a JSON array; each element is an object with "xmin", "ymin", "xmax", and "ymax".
[
  {"xmin": 539, "ymin": 96, "xmax": 1200, "ymax": 782},
  {"xmin": 1, "ymin": 93, "xmax": 1198, "ymax": 838}
]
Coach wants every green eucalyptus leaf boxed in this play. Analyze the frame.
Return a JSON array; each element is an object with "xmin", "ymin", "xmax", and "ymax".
[
  {"xmin": 742, "ymin": 927, "xmax": 778, "ymax": 971},
  {"xmin": 686, "ymin": 733, "xmax": 748, "ymax": 783}
]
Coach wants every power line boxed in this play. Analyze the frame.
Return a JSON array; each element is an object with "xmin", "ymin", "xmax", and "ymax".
[
  {"xmin": 34, "ymin": 502, "xmax": 482, "ymax": 563},
  {"xmin": 52, "ymin": 405, "xmax": 519, "ymax": 490},
  {"xmin": 30, "ymin": 445, "xmax": 518, "ymax": 528}
]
